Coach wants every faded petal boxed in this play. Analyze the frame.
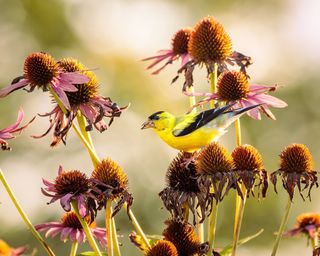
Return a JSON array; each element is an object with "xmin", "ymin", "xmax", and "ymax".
[
  {"xmin": 60, "ymin": 193, "xmax": 73, "ymax": 212},
  {"xmin": 252, "ymin": 93, "xmax": 288, "ymax": 108},
  {"xmin": 0, "ymin": 79, "xmax": 29, "ymax": 97},
  {"xmin": 59, "ymin": 72, "xmax": 90, "ymax": 85}
]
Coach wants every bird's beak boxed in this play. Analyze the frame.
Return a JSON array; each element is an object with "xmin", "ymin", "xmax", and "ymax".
[{"xmin": 141, "ymin": 120, "xmax": 155, "ymax": 129}]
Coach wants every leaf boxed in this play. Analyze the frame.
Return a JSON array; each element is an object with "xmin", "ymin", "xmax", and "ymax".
[{"xmin": 219, "ymin": 229, "xmax": 264, "ymax": 256}]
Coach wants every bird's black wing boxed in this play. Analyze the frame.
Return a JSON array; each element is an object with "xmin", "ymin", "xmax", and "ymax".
[{"xmin": 173, "ymin": 104, "xmax": 234, "ymax": 137}]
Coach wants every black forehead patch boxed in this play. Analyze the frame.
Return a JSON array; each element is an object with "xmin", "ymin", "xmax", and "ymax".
[{"xmin": 148, "ymin": 111, "xmax": 164, "ymax": 120}]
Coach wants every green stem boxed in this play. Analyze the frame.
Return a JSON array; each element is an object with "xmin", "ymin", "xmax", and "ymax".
[
  {"xmin": 183, "ymin": 202, "xmax": 189, "ymax": 222},
  {"xmin": 71, "ymin": 200, "xmax": 102, "ymax": 256},
  {"xmin": 112, "ymin": 217, "xmax": 121, "ymax": 256},
  {"xmin": 271, "ymin": 197, "xmax": 292, "ymax": 256},
  {"xmin": 235, "ymin": 118, "xmax": 241, "ymax": 146},
  {"xmin": 106, "ymin": 200, "xmax": 114, "ymax": 256},
  {"xmin": 209, "ymin": 63, "xmax": 218, "ymax": 108},
  {"xmin": 76, "ymin": 113, "xmax": 97, "ymax": 153},
  {"xmin": 207, "ymin": 201, "xmax": 219, "ymax": 255},
  {"xmin": 231, "ymin": 183, "xmax": 247, "ymax": 256},
  {"xmin": 125, "ymin": 204, "xmax": 151, "ymax": 250},
  {"xmin": 197, "ymin": 206, "xmax": 204, "ymax": 243},
  {"xmin": 0, "ymin": 169, "xmax": 55, "ymax": 256},
  {"xmin": 69, "ymin": 241, "xmax": 78, "ymax": 256},
  {"xmin": 187, "ymin": 86, "xmax": 197, "ymax": 113}
]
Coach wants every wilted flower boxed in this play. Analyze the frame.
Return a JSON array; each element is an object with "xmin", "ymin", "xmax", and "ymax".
[
  {"xmin": 232, "ymin": 144, "xmax": 268, "ymax": 198},
  {"xmin": 196, "ymin": 142, "xmax": 236, "ymax": 202},
  {"xmin": 91, "ymin": 158, "xmax": 133, "ymax": 217},
  {"xmin": 270, "ymin": 144, "xmax": 318, "ymax": 200},
  {"xmin": 159, "ymin": 152, "xmax": 208, "ymax": 224},
  {"xmin": 145, "ymin": 240, "xmax": 178, "ymax": 256},
  {"xmin": 187, "ymin": 70, "xmax": 287, "ymax": 120},
  {"xmin": 0, "ymin": 52, "xmax": 89, "ymax": 109},
  {"xmin": 41, "ymin": 166, "xmax": 96, "ymax": 219},
  {"xmin": 0, "ymin": 239, "xmax": 27, "ymax": 256},
  {"xmin": 35, "ymin": 211, "xmax": 107, "ymax": 247},
  {"xmin": 0, "ymin": 108, "xmax": 34, "ymax": 151},
  {"xmin": 163, "ymin": 219, "xmax": 209, "ymax": 256},
  {"xmin": 284, "ymin": 213, "xmax": 320, "ymax": 241},
  {"xmin": 143, "ymin": 28, "xmax": 193, "ymax": 75},
  {"xmin": 32, "ymin": 57, "xmax": 126, "ymax": 146}
]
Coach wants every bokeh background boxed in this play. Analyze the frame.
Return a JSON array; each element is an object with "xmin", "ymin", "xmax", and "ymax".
[{"xmin": 0, "ymin": 0, "xmax": 319, "ymax": 255}]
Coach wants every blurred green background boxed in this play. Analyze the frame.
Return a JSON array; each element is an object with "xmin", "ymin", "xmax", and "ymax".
[{"xmin": 0, "ymin": 0, "xmax": 319, "ymax": 255}]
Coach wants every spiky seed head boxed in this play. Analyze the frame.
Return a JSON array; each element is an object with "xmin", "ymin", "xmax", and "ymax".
[
  {"xmin": 163, "ymin": 219, "xmax": 201, "ymax": 256},
  {"xmin": 232, "ymin": 144, "xmax": 264, "ymax": 171},
  {"xmin": 146, "ymin": 240, "xmax": 178, "ymax": 256},
  {"xmin": 188, "ymin": 16, "xmax": 232, "ymax": 63},
  {"xmin": 166, "ymin": 153, "xmax": 199, "ymax": 193},
  {"xmin": 217, "ymin": 70, "xmax": 250, "ymax": 101},
  {"xmin": 171, "ymin": 28, "xmax": 193, "ymax": 55},
  {"xmin": 59, "ymin": 58, "xmax": 99, "ymax": 106},
  {"xmin": 61, "ymin": 211, "xmax": 94, "ymax": 229},
  {"xmin": 54, "ymin": 170, "xmax": 90, "ymax": 195},
  {"xmin": 24, "ymin": 52, "xmax": 59, "ymax": 87},
  {"xmin": 91, "ymin": 158, "xmax": 128, "ymax": 198},
  {"xmin": 295, "ymin": 213, "xmax": 320, "ymax": 230},
  {"xmin": 196, "ymin": 142, "xmax": 234, "ymax": 175},
  {"xmin": 279, "ymin": 144, "xmax": 314, "ymax": 173}
]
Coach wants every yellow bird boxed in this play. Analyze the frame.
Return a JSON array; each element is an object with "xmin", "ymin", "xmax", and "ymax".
[{"xmin": 141, "ymin": 103, "xmax": 259, "ymax": 152}]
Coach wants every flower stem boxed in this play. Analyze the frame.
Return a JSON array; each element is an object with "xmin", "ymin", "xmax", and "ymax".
[
  {"xmin": 271, "ymin": 197, "xmax": 292, "ymax": 256},
  {"xmin": 209, "ymin": 63, "xmax": 218, "ymax": 108},
  {"xmin": 125, "ymin": 204, "xmax": 151, "ymax": 250},
  {"xmin": 0, "ymin": 169, "xmax": 55, "ymax": 256},
  {"xmin": 112, "ymin": 218, "xmax": 121, "ymax": 256},
  {"xmin": 197, "ymin": 206, "xmax": 204, "ymax": 243},
  {"xmin": 187, "ymin": 86, "xmax": 197, "ymax": 113},
  {"xmin": 76, "ymin": 113, "xmax": 97, "ymax": 154},
  {"xmin": 71, "ymin": 200, "xmax": 102, "ymax": 256},
  {"xmin": 69, "ymin": 241, "xmax": 78, "ymax": 256},
  {"xmin": 207, "ymin": 201, "xmax": 219, "ymax": 255},
  {"xmin": 231, "ymin": 117, "xmax": 246, "ymax": 256},
  {"xmin": 106, "ymin": 199, "xmax": 114, "ymax": 256},
  {"xmin": 183, "ymin": 202, "xmax": 190, "ymax": 222}
]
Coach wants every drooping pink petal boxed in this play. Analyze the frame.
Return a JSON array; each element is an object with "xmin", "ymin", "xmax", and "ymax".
[
  {"xmin": 0, "ymin": 108, "xmax": 25, "ymax": 133},
  {"xmin": 253, "ymin": 93, "xmax": 288, "ymax": 108},
  {"xmin": 78, "ymin": 230, "xmax": 85, "ymax": 244},
  {"xmin": 53, "ymin": 87, "xmax": 71, "ymax": 110},
  {"xmin": 141, "ymin": 49, "xmax": 173, "ymax": 61},
  {"xmin": 60, "ymin": 227, "xmax": 73, "ymax": 241},
  {"xmin": 79, "ymin": 104, "xmax": 96, "ymax": 123},
  {"xmin": 60, "ymin": 193, "xmax": 73, "ymax": 212},
  {"xmin": 240, "ymin": 100, "xmax": 261, "ymax": 120},
  {"xmin": 181, "ymin": 53, "xmax": 190, "ymax": 66},
  {"xmin": 260, "ymin": 105, "xmax": 276, "ymax": 120},
  {"xmin": 46, "ymin": 227, "xmax": 64, "ymax": 238},
  {"xmin": 249, "ymin": 84, "xmax": 277, "ymax": 93},
  {"xmin": 35, "ymin": 222, "xmax": 61, "ymax": 232},
  {"xmin": 0, "ymin": 79, "xmax": 29, "ymax": 97},
  {"xmin": 77, "ymin": 195, "xmax": 87, "ymax": 218},
  {"xmin": 42, "ymin": 178, "xmax": 56, "ymax": 191},
  {"xmin": 59, "ymin": 72, "xmax": 90, "ymax": 85}
]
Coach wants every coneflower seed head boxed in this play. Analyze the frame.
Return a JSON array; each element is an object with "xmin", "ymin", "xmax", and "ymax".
[
  {"xmin": 217, "ymin": 70, "xmax": 249, "ymax": 101},
  {"xmin": 188, "ymin": 16, "xmax": 232, "ymax": 62},
  {"xmin": 54, "ymin": 170, "xmax": 90, "ymax": 195},
  {"xmin": 24, "ymin": 52, "xmax": 59, "ymax": 87},
  {"xmin": 61, "ymin": 211, "xmax": 93, "ymax": 229},
  {"xmin": 279, "ymin": 144, "xmax": 314, "ymax": 173},
  {"xmin": 146, "ymin": 240, "xmax": 178, "ymax": 256},
  {"xmin": 196, "ymin": 142, "xmax": 234, "ymax": 175},
  {"xmin": 296, "ymin": 213, "xmax": 320, "ymax": 230},
  {"xmin": 232, "ymin": 144, "xmax": 264, "ymax": 171},
  {"xmin": 172, "ymin": 28, "xmax": 193, "ymax": 55}
]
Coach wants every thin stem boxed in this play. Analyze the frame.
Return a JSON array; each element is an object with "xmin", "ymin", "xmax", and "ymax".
[
  {"xmin": 76, "ymin": 113, "xmax": 97, "ymax": 153},
  {"xmin": 209, "ymin": 63, "xmax": 218, "ymax": 108},
  {"xmin": 0, "ymin": 169, "xmax": 55, "ymax": 256},
  {"xmin": 69, "ymin": 241, "xmax": 78, "ymax": 256},
  {"xmin": 231, "ymin": 183, "xmax": 247, "ymax": 256},
  {"xmin": 197, "ymin": 206, "xmax": 204, "ymax": 243},
  {"xmin": 112, "ymin": 218, "xmax": 121, "ymax": 256},
  {"xmin": 207, "ymin": 201, "xmax": 219, "ymax": 255},
  {"xmin": 271, "ymin": 197, "xmax": 292, "ymax": 256},
  {"xmin": 235, "ymin": 118, "xmax": 242, "ymax": 146},
  {"xmin": 125, "ymin": 204, "xmax": 151, "ymax": 250},
  {"xmin": 187, "ymin": 86, "xmax": 197, "ymax": 113},
  {"xmin": 183, "ymin": 202, "xmax": 190, "ymax": 222},
  {"xmin": 71, "ymin": 200, "xmax": 102, "ymax": 256},
  {"xmin": 106, "ymin": 200, "xmax": 114, "ymax": 256}
]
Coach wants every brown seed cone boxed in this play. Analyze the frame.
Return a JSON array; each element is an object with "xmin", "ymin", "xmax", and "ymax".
[
  {"xmin": 279, "ymin": 144, "xmax": 314, "ymax": 173},
  {"xmin": 172, "ymin": 28, "xmax": 193, "ymax": 55},
  {"xmin": 196, "ymin": 142, "xmax": 234, "ymax": 175},
  {"xmin": 296, "ymin": 213, "xmax": 320, "ymax": 231},
  {"xmin": 217, "ymin": 70, "xmax": 250, "ymax": 101},
  {"xmin": 232, "ymin": 144, "xmax": 264, "ymax": 171},
  {"xmin": 54, "ymin": 170, "xmax": 90, "ymax": 195},
  {"xmin": 24, "ymin": 52, "xmax": 59, "ymax": 87},
  {"xmin": 188, "ymin": 16, "xmax": 232, "ymax": 63},
  {"xmin": 61, "ymin": 211, "xmax": 94, "ymax": 228},
  {"xmin": 146, "ymin": 240, "xmax": 178, "ymax": 256}
]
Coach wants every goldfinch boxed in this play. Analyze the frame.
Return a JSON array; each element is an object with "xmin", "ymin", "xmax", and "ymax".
[{"xmin": 141, "ymin": 103, "xmax": 259, "ymax": 152}]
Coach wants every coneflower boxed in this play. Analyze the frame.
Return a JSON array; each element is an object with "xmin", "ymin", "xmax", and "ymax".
[
  {"xmin": 145, "ymin": 240, "xmax": 178, "ymax": 256},
  {"xmin": 0, "ymin": 52, "xmax": 89, "ymax": 109}
]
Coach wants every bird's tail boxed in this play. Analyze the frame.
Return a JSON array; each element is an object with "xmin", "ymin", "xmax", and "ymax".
[{"xmin": 230, "ymin": 104, "xmax": 261, "ymax": 117}]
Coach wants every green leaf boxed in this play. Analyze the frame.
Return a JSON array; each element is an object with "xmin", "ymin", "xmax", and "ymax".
[{"xmin": 219, "ymin": 229, "xmax": 264, "ymax": 256}]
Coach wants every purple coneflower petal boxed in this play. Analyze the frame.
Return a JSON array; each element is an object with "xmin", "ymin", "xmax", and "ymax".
[
  {"xmin": 77, "ymin": 195, "xmax": 87, "ymax": 218},
  {"xmin": 0, "ymin": 79, "xmax": 29, "ymax": 97},
  {"xmin": 53, "ymin": 87, "xmax": 71, "ymax": 110},
  {"xmin": 181, "ymin": 53, "xmax": 190, "ymax": 66},
  {"xmin": 60, "ymin": 193, "xmax": 73, "ymax": 212},
  {"xmin": 79, "ymin": 105, "xmax": 96, "ymax": 123},
  {"xmin": 252, "ymin": 93, "xmax": 288, "ymax": 108},
  {"xmin": 46, "ymin": 227, "xmax": 64, "ymax": 238},
  {"xmin": 59, "ymin": 72, "xmax": 90, "ymax": 85},
  {"xmin": 61, "ymin": 227, "xmax": 73, "ymax": 241}
]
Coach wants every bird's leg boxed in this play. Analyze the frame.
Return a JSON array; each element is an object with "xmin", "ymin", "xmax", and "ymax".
[{"xmin": 180, "ymin": 151, "xmax": 198, "ymax": 169}]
